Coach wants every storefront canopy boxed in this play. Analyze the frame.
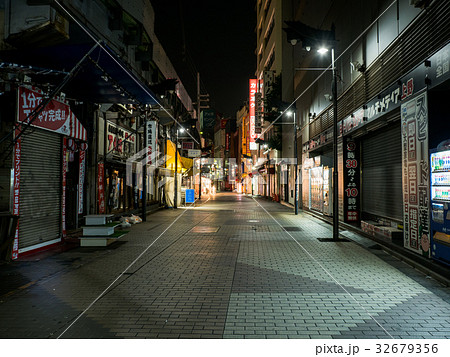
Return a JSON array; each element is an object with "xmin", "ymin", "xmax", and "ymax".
[
  {"xmin": 0, "ymin": 43, "xmax": 160, "ymax": 106},
  {"xmin": 166, "ymin": 140, "xmax": 193, "ymax": 173}
]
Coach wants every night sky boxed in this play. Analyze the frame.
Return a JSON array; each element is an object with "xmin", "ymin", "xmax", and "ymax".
[{"xmin": 151, "ymin": 0, "xmax": 256, "ymax": 118}]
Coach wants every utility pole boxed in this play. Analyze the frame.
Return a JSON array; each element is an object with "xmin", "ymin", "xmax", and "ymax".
[
  {"xmin": 293, "ymin": 111, "xmax": 298, "ymax": 215},
  {"xmin": 174, "ymin": 125, "xmax": 179, "ymax": 209},
  {"xmin": 196, "ymin": 72, "xmax": 210, "ymax": 200},
  {"xmin": 197, "ymin": 72, "xmax": 202, "ymax": 200}
]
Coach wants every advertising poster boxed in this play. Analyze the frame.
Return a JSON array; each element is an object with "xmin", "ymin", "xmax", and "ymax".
[{"xmin": 401, "ymin": 91, "xmax": 430, "ymax": 256}]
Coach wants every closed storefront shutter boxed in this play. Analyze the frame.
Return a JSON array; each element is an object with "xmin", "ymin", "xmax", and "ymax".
[
  {"xmin": 19, "ymin": 128, "xmax": 61, "ymax": 250},
  {"xmin": 361, "ymin": 120, "xmax": 402, "ymax": 221}
]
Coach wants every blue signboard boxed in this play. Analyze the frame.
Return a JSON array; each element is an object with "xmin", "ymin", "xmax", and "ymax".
[{"xmin": 185, "ymin": 189, "xmax": 195, "ymax": 204}]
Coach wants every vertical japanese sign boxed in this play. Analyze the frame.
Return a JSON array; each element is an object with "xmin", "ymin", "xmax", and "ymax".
[
  {"xmin": 78, "ymin": 150, "xmax": 86, "ymax": 214},
  {"xmin": 146, "ymin": 121, "xmax": 157, "ymax": 166},
  {"xmin": 401, "ymin": 92, "xmax": 430, "ymax": 256},
  {"xmin": 62, "ymin": 137, "xmax": 67, "ymax": 239},
  {"xmin": 12, "ymin": 126, "xmax": 21, "ymax": 260},
  {"xmin": 249, "ymin": 79, "xmax": 257, "ymax": 150},
  {"xmin": 255, "ymin": 91, "xmax": 262, "ymax": 133},
  {"xmin": 98, "ymin": 162, "xmax": 106, "ymax": 214},
  {"xmin": 226, "ymin": 133, "xmax": 230, "ymax": 152},
  {"xmin": 343, "ymin": 138, "xmax": 360, "ymax": 223}
]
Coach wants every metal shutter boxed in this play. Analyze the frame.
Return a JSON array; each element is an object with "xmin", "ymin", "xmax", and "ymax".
[
  {"xmin": 19, "ymin": 129, "xmax": 61, "ymax": 250},
  {"xmin": 361, "ymin": 121, "xmax": 402, "ymax": 221}
]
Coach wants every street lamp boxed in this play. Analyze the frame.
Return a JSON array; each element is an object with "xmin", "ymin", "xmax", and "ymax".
[
  {"xmin": 174, "ymin": 126, "xmax": 185, "ymax": 209},
  {"xmin": 318, "ymin": 46, "xmax": 339, "ymax": 241},
  {"xmin": 286, "ymin": 110, "xmax": 298, "ymax": 215}
]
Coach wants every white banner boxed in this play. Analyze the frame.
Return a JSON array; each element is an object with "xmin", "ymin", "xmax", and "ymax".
[{"xmin": 146, "ymin": 121, "xmax": 157, "ymax": 166}]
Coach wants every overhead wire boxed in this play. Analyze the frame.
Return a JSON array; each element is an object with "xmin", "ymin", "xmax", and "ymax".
[{"xmin": 257, "ymin": 0, "xmax": 398, "ymax": 140}]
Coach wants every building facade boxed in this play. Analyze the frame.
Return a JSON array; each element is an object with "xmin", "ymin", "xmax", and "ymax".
[
  {"xmin": 0, "ymin": 0, "xmax": 197, "ymax": 258},
  {"xmin": 285, "ymin": 0, "xmax": 450, "ymax": 263}
]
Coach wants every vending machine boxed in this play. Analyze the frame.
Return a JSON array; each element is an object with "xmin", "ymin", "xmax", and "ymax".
[{"xmin": 430, "ymin": 148, "xmax": 450, "ymax": 266}]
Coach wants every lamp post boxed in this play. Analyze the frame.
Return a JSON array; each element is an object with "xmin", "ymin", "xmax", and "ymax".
[
  {"xmin": 199, "ymin": 157, "xmax": 202, "ymax": 200},
  {"xmin": 331, "ymin": 48, "xmax": 339, "ymax": 241},
  {"xmin": 318, "ymin": 46, "xmax": 339, "ymax": 240},
  {"xmin": 174, "ymin": 126, "xmax": 184, "ymax": 209},
  {"xmin": 142, "ymin": 108, "xmax": 148, "ymax": 221},
  {"xmin": 284, "ymin": 21, "xmax": 338, "ymax": 239},
  {"xmin": 287, "ymin": 110, "xmax": 298, "ymax": 215}
]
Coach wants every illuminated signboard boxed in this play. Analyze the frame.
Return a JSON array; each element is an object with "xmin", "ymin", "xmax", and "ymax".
[{"xmin": 249, "ymin": 79, "xmax": 257, "ymax": 150}]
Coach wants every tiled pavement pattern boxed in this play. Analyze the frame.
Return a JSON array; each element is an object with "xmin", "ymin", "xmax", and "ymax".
[{"xmin": 0, "ymin": 193, "xmax": 449, "ymax": 339}]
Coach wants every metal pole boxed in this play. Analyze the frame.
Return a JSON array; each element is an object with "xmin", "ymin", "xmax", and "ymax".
[
  {"xmin": 142, "ymin": 109, "xmax": 147, "ymax": 221},
  {"xmin": 294, "ymin": 112, "xmax": 298, "ymax": 215},
  {"xmin": 268, "ymin": 151, "xmax": 270, "ymax": 199},
  {"xmin": 174, "ymin": 127, "xmax": 178, "ymax": 209},
  {"xmin": 332, "ymin": 48, "xmax": 339, "ymax": 240},
  {"xmin": 197, "ymin": 72, "xmax": 202, "ymax": 201},
  {"xmin": 199, "ymin": 158, "xmax": 202, "ymax": 200}
]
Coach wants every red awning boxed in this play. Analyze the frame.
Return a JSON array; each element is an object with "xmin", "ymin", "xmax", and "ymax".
[{"xmin": 69, "ymin": 111, "xmax": 87, "ymax": 141}]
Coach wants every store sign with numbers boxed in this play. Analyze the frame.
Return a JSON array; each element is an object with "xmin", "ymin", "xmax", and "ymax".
[{"xmin": 343, "ymin": 138, "xmax": 360, "ymax": 223}]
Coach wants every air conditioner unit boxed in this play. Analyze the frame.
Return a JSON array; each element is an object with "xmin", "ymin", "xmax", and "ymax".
[
  {"xmin": 409, "ymin": 0, "xmax": 430, "ymax": 8},
  {"xmin": 5, "ymin": 0, "xmax": 69, "ymax": 48}
]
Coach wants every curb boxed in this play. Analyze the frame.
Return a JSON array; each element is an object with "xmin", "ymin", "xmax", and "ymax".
[{"xmin": 304, "ymin": 208, "xmax": 450, "ymax": 287}]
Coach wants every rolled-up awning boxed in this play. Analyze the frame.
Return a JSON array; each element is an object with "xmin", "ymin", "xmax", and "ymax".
[{"xmin": 0, "ymin": 43, "xmax": 160, "ymax": 105}]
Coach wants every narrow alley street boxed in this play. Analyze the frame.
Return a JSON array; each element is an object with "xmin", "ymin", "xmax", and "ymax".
[{"xmin": 1, "ymin": 193, "xmax": 449, "ymax": 340}]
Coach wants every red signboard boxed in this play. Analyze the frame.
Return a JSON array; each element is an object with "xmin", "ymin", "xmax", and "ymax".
[
  {"xmin": 182, "ymin": 141, "xmax": 194, "ymax": 150},
  {"xmin": 220, "ymin": 119, "xmax": 228, "ymax": 129},
  {"xmin": 249, "ymin": 79, "xmax": 257, "ymax": 150},
  {"xmin": 62, "ymin": 137, "xmax": 67, "ymax": 239},
  {"xmin": 226, "ymin": 133, "xmax": 230, "ymax": 151},
  {"xmin": 98, "ymin": 162, "xmax": 106, "ymax": 214},
  {"xmin": 18, "ymin": 86, "xmax": 71, "ymax": 135},
  {"xmin": 78, "ymin": 150, "xmax": 86, "ymax": 214},
  {"xmin": 12, "ymin": 127, "xmax": 21, "ymax": 260}
]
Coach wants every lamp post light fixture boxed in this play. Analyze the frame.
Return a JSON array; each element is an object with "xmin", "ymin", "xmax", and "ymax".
[
  {"xmin": 284, "ymin": 21, "xmax": 338, "ymax": 238},
  {"xmin": 318, "ymin": 46, "xmax": 339, "ymax": 241}
]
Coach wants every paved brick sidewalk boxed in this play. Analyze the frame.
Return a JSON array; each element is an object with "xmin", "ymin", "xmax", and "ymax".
[{"xmin": 0, "ymin": 193, "xmax": 449, "ymax": 339}]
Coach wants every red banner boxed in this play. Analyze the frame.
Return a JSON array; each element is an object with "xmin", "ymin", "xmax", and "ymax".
[
  {"xmin": 18, "ymin": 86, "xmax": 71, "ymax": 135},
  {"xmin": 62, "ymin": 137, "xmax": 67, "ymax": 239},
  {"xmin": 98, "ymin": 162, "xmax": 106, "ymax": 214},
  {"xmin": 78, "ymin": 150, "xmax": 86, "ymax": 214},
  {"xmin": 12, "ymin": 127, "xmax": 21, "ymax": 260}
]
